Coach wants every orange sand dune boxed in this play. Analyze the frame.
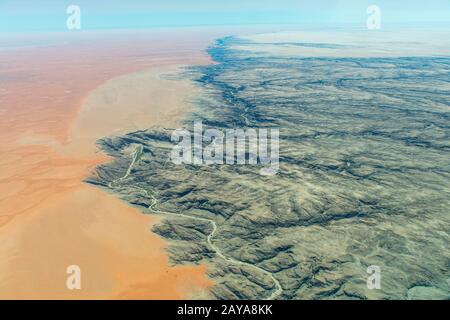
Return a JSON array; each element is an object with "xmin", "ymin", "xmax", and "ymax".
[{"xmin": 0, "ymin": 29, "xmax": 225, "ymax": 299}]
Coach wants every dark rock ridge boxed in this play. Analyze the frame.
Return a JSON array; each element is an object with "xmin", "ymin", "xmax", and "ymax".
[{"xmin": 88, "ymin": 36, "xmax": 450, "ymax": 300}]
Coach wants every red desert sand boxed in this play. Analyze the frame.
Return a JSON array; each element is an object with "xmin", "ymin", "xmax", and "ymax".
[{"xmin": 0, "ymin": 29, "xmax": 226, "ymax": 299}]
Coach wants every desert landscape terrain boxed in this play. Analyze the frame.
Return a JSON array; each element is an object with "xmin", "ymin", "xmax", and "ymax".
[{"xmin": 0, "ymin": 28, "xmax": 219, "ymax": 299}]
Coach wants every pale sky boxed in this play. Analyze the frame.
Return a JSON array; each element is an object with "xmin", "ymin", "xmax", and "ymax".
[{"xmin": 1, "ymin": 0, "xmax": 449, "ymax": 32}]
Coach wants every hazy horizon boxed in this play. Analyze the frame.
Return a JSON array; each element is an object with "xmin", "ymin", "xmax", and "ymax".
[{"xmin": 1, "ymin": 0, "xmax": 449, "ymax": 32}]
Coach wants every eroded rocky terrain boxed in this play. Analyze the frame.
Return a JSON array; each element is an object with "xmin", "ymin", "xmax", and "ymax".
[{"xmin": 88, "ymin": 35, "xmax": 450, "ymax": 300}]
